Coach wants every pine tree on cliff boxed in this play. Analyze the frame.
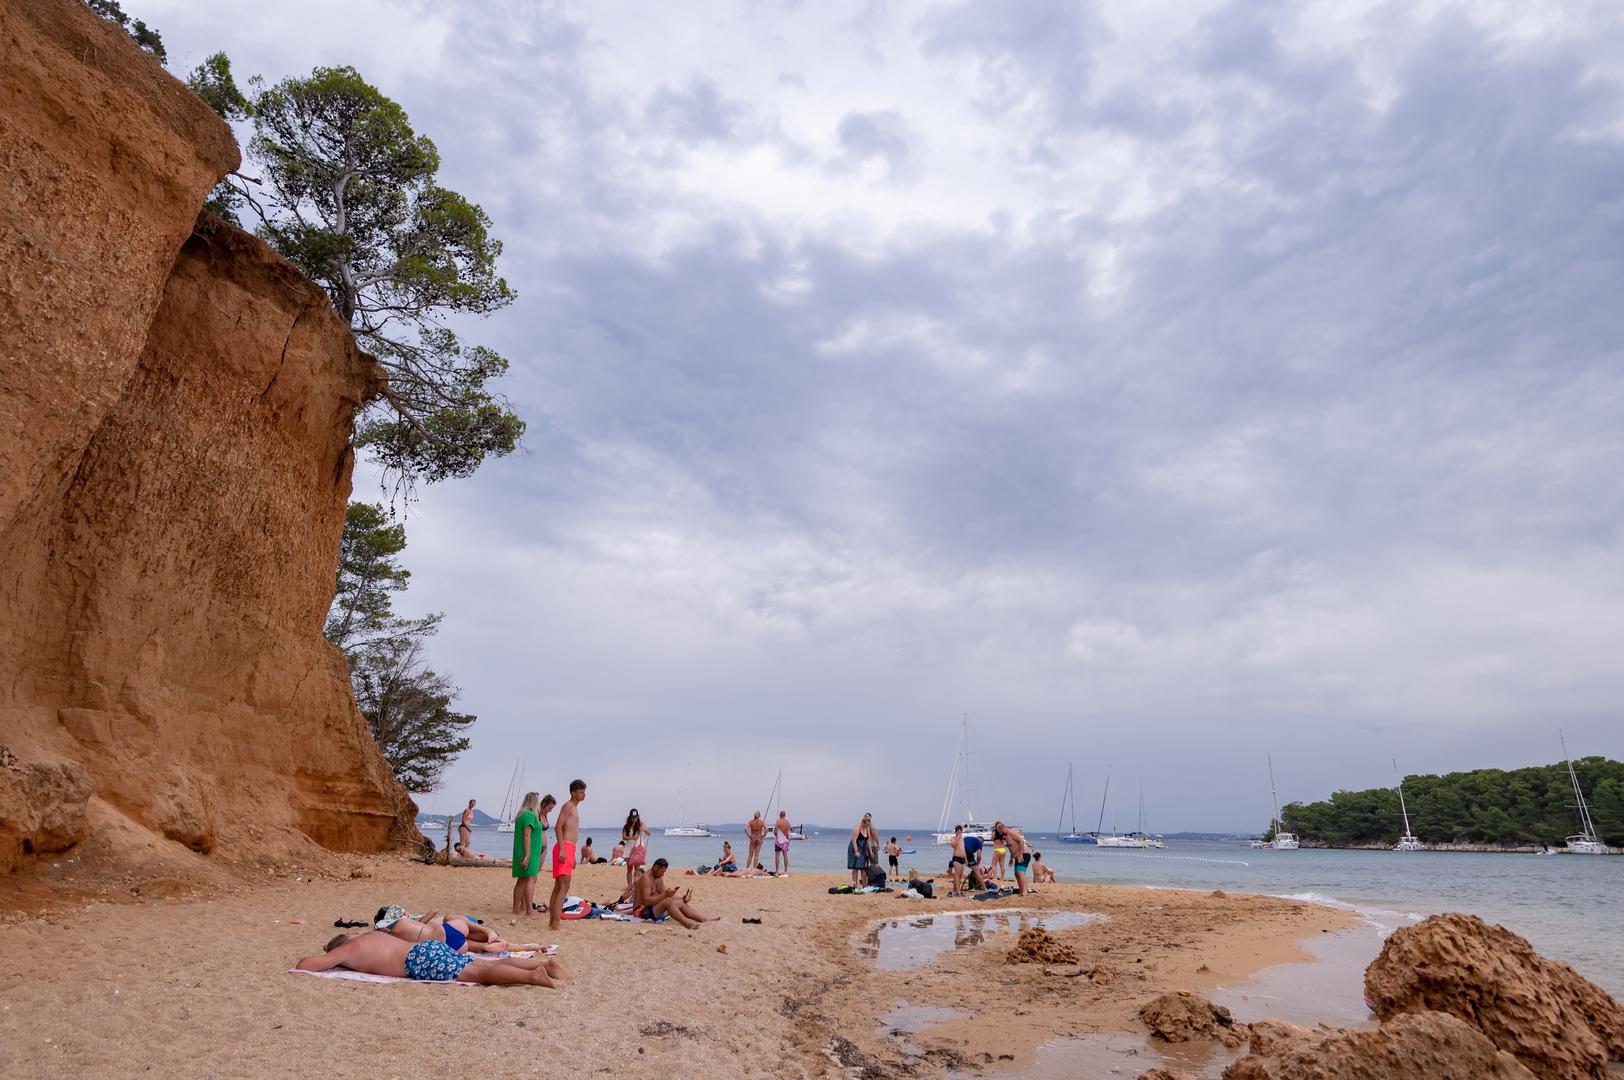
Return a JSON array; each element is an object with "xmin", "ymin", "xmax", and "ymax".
[
  {"xmin": 187, "ymin": 63, "xmax": 524, "ymax": 490},
  {"xmin": 325, "ymin": 503, "xmax": 471, "ymax": 790},
  {"xmin": 83, "ymin": 0, "xmax": 166, "ymax": 64},
  {"xmin": 250, "ymin": 68, "xmax": 523, "ymax": 488}
]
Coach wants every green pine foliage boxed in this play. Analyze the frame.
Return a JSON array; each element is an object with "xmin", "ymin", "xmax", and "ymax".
[
  {"xmin": 1280, "ymin": 759, "xmax": 1624, "ymax": 847},
  {"xmin": 324, "ymin": 503, "xmax": 470, "ymax": 791},
  {"xmin": 84, "ymin": 0, "xmax": 166, "ymax": 64}
]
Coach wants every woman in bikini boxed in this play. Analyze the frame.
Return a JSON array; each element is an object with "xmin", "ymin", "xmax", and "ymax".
[
  {"xmin": 709, "ymin": 840, "xmax": 739, "ymax": 874},
  {"xmin": 622, "ymin": 808, "xmax": 651, "ymax": 891}
]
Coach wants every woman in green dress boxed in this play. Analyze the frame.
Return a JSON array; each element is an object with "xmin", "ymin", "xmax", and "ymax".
[{"xmin": 510, "ymin": 792, "xmax": 555, "ymax": 916}]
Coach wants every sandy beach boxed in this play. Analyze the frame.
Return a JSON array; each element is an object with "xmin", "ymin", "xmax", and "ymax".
[{"xmin": 0, "ymin": 857, "xmax": 1355, "ymax": 1078}]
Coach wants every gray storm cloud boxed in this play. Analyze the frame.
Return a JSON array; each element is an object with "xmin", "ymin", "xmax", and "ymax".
[{"xmin": 146, "ymin": 0, "xmax": 1624, "ymax": 830}]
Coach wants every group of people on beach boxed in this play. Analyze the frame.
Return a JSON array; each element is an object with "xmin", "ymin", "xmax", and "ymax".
[
  {"xmin": 841, "ymin": 815, "xmax": 1056, "ymax": 897},
  {"xmin": 502, "ymin": 782, "xmax": 714, "ymax": 929},
  {"xmin": 305, "ymin": 791, "xmax": 1062, "ymax": 987}
]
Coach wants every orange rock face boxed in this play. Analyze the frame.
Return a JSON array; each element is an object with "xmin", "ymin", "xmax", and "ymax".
[
  {"xmin": 1364, "ymin": 913, "xmax": 1624, "ymax": 1080},
  {"xmin": 1223, "ymin": 1012, "xmax": 1536, "ymax": 1080},
  {"xmin": 0, "ymin": 0, "xmax": 416, "ymax": 879}
]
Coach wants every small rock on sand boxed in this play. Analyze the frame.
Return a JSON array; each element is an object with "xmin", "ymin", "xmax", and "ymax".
[{"xmin": 1137, "ymin": 992, "xmax": 1245, "ymax": 1046}]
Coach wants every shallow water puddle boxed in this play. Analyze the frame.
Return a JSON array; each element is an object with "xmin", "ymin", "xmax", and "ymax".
[
  {"xmin": 1211, "ymin": 925, "xmax": 1380, "ymax": 1028},
  {"xmin": 857, "ymin": 910, "xmax": 1098, "ymax": 971},
  {"xmin": 948, "ymin": 1031, "xmax": 1237, "ymax": 1079},
  {"xmin": 877, "ymin": 1002, "xmax": 972, "ymax": 1058},
  {"xmin": 953, "ymin": 927, "xmax": 1383, "ymax": 1078}
]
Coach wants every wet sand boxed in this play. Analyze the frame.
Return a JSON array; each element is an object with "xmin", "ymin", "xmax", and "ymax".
[{"xmin": 0, "ymin": 858, "xmax": 1356, "ymax": 1078}]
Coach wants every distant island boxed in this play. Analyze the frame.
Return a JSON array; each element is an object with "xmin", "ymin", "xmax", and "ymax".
[
  {"xmin": 1280, "ymin": 757, "xmax": 1622, "ymax": 849},
  {"xmin": 417, "ymin": 807, "xmax": 501, "ymax": 827}
]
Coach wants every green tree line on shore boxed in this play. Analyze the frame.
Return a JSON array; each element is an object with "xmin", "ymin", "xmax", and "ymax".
[{"xmin": 1279, "ymin": 759, "xmax": 1624, "ymax": 847}]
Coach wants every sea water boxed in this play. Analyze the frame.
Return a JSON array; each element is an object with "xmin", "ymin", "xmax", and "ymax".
[{"xmin": 436, "ymin": 825, "xmax": 1624, "ymax": 996}]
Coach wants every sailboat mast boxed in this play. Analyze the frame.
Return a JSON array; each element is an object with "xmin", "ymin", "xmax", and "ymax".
[
  {"xmin": 937, "ymin": 723, "xmax": 964, "ymax": 834},
  {"xmin": 1561, "ymin": 732, "xmax": 1600, "ymax": 839},
  {"xmin": 962, "ymin": 713, "xmax": 976, "ymax": 822},
  {"xmin": 1095, "ymin": 765, "xmax": 1111, "ymax": 834},
  {"xmin": 1393, "ymin": 758, "xmax": 1413, "ymax": 835},
  {"xmin": 1268, "ymin": 755, "xmax": 1281, "ymax": 835}
]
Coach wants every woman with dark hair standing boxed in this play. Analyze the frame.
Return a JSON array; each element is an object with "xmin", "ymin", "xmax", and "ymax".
[{"xmin": 621, "ymin": 808, "xmax": 651, "ymax": 891}]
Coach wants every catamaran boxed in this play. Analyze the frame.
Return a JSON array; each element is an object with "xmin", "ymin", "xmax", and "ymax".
[
  {"xmin": 1560, "ymin": 733, "xmax": 1609, "ymax": 855},
  {"xmin": 663, "ymin": 763, "xmax": 716, "ymax": 837},
  {"xmin": 1265, "ymin": 755, "xmax": 1299, "ymax": 850},
  {"xmin": 933, "ymin": 715, "xmax": 1003, "ymax": 844},
  {"xmin": 494, "ymin": 761, "xmax": 524, "ymax": 833},
  {"xmin": 1392, "ymin": 758, "xmax": 1424, "ymax": 852},
  {"xmin": 1056, "ymin": 764, "xmax": 1090, "ymax": 843}
]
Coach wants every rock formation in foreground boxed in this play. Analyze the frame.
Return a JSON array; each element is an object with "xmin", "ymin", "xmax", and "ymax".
[
  {"xmin": 1217, "ymin": 914, "xmax": 1623, "ymax": 1080},
  {"xmin": 1364, "ymin": 913, "xmax": 1624, "ymax": 1080},
  {"xmin": 1222, "ymin": 1012, "xmax": 1536, "ymax": 1079},
  {"xmin": 0, "ymin": 0, "xmax": 416, "ymax": 880}
]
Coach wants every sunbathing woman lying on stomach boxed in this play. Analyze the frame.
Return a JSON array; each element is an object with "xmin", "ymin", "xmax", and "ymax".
[
  {"xmin": 633, "ymin": 859, "xmax": 712, "ymax": 928},
  {"xmin": 373, "ymin": 905, "xmax": 542, "ymax": 954},
  {"xmin": 298, "ymin": 932, "xmax": 566, "ymax": 987}
]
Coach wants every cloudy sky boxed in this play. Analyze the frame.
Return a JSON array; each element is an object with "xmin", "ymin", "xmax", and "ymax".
[{"xmin": 147, "ymin": 0, "xmax": 1624, "ymax": 831}]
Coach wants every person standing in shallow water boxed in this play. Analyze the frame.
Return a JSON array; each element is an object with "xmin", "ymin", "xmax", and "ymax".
[
  {"xmin": 549, "ymin": 780, "xmax": 586, "ymax": 932},
  {"xmin": 510, "ymin": 792, "xmax": 551, "ymax": 916}
]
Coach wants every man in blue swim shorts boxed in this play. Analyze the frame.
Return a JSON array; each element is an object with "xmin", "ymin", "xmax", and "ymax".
[
  {"xmin": 405, "ymin": 939, "xmax": 476, "ymax": 982},
  {"xmin": 295, "ymin": 931, "xmax": 567, "ymax": 987}
]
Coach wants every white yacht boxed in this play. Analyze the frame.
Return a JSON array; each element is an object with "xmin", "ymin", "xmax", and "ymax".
[
  {"xmin": 1560, "ymin": 734, "xmax": 1610, "ymax": 855},
  {"xmin": 662, "ymin": 824, "xmax": 716, "ymax": 838},
  {"xmin": 1392, "ymin": 759, "xmax": 1425, "ymax": 852},
  {"xmin": 663, "ymin": 763, "xmax": 716, "ymax": 837},
  {"xmin": 1266, "ymin": 756, "xmax": 1299, "ymax": 850}
]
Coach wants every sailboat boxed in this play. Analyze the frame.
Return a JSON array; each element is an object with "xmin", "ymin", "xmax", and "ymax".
[
  {"xmin": 933, "ymin": 714, "xmax": 1002, "ymax": 844},
  {"xmin": 663, "ymin": 763, "xmax": 716, "ymax": 837},
  {"xmin": 1135, "ymin": 783, "xmax": 1166, "ymax": 848},
  {"xmin": 1266, "ymin": 755, "xmax": 1299, "ymax": 850},
  {"xmin": 494, "ymin": 761, "xmax": 524, "ymax": 833},
  {"xmin": 1086, "ymin": 765, "xmax": 1140, "ymax": 847},
  {"xmin": 763, "ymin": 769, "xmax": 807, "ymax": 841},
  {"xmin": 1392, "ymin": 759, "xmax": 1424, "ymax": 852},
  {"xmin": 1560, "ymin": 734, "xmax": 1609, "ymax": 855},
  {"xmin": 1056, "ymin": 764, "xmax": 1090, "ymax": 843}
]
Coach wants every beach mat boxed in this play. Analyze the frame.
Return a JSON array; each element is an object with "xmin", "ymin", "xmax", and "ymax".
[{"xmin": 972, "ymin": 887, "xmax": 1019, "ymax": 901}]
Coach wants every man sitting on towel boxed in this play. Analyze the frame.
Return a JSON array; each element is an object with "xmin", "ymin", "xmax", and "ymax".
[
  {"xmin": 297, "ymin": 931, "xmax": 566, "ymax": 986},
  {"xmin": 632, "ymin": 858, "xmax": 713, "ymax": 929}
]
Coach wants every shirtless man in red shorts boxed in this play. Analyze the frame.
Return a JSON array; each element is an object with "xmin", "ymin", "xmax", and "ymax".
[{"xmin": 548, "ymin": 779, "xmax": 586, "ymax": 932}]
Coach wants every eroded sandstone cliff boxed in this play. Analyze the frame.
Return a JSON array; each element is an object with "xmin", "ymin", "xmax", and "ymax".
[{"xmin": 1, "ymin": 0, "xmax": 416, "ymax": 883}]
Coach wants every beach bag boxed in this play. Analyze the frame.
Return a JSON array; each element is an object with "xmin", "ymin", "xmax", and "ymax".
[
  {"xmin": 913, "ymin": 879, "xmax": 934, "ymax": 899},
  {"xmin": 628, "ymin": 841, "xmax": 647, "ymax": 867},
  {"xmin": 866, "ymin": 867, "xmax": 888, "ymax": 888}
]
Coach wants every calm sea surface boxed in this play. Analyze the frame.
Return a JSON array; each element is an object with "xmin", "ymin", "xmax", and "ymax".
[{"xmin": 432, "ymin": 823, "xmax": 1624, "ymax": 997}]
